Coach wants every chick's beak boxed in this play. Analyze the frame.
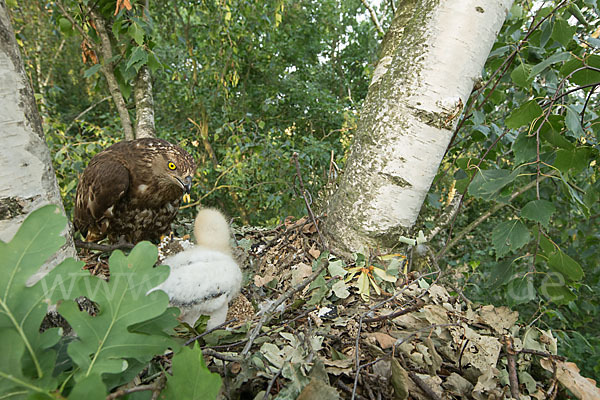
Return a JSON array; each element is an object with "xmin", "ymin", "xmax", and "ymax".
[{"xmin": 183, "ymin": 176, "xmax": 193, "ymax": 193}]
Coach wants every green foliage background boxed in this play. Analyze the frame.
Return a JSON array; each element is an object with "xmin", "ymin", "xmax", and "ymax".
[{"xmin": 9, "ymin": 0, "xmax": 600, "ymax": 380}]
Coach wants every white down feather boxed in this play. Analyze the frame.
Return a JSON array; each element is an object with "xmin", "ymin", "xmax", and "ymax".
[{"xmin": 149, "ymin": 208, "xmax": 242, "ymax": 330}]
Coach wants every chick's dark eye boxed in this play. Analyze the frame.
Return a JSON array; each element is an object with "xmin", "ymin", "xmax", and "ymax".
[{"xmin": 168, "ymin": 162, "xmax": 177, "ymax": 170}]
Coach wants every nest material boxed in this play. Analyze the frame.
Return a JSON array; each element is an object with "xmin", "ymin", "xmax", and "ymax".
[{"xmin": 74, "ymin": 216, "xmax": 598, "ymax": 400}]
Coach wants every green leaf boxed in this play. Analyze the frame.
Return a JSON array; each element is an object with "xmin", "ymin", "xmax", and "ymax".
[
  {"xmin": 507, "ymin": 276, "xmax": 535, "ymax": 306},
  {"xmin": 0, "ymin": 329, "xmax": 37, "ymax": 398},
  {"xmin": 512, "ymin": 133, "xmax": 537, "ymax": 164},
  {"xmin": 510, "ymin": 63, "xmax": 532, "ymax": 88},
  {"xmin": 560, "ymin": 55, "xmax": 600, "ymax": 86},
  {"xmin": 540, "ymin": 275, "xmax": 576, "ymax": 305},
  {"xmin": 554, "ymin": 147, "xmax": 590, "ymax": 174},
  {"xmin": 505, "ymin": 100, "xmax": 543, "ymax": 129},
  {"xmin": 520, "ymin": 200, "xmax": 556, "ymax": 228},
  {"xmin": 528, "ymin": 51, "xmax": 571, "ymax": 79},
  {"xmin": 0, "ymin": 205, "xmax": 78, "ymax": 387},
  {"xmin": 68, "ymin": 374, "xmax": 106, "ymax": 400},
  {"xmin": 492, "ymin": 219, "xmax": 531, "ymax": 259},
  {"xmin": 565, "ymin": 106, "xmax": 585, "ymax": 139},
  {"xmin": 469, "ymin": 168, "xmax": 521, "ymax": 200},
  {"xmin": 147, "ymin": 51, "xmax": 162, "ymax": 73},
  {"xmin": 538, "ymin": 115, "xmax": 572, "ymax": 150},
  {"xmin": 567, "ymin": 4, "xmax": 588, "ymax": 26},
  {"xmin": 161, "ymin": 345, "xmax": 222, "ymax": 399},
  {"xmin": 547, "ymin": 250, "xmax": 584, "ymax": 281},
  {"xmin": 126, "ymin": 47, "xmax": 148, "ymax": 72},
  {"xmin": 128, "ymin": 22, "xmax": 145, "ymax": 46},
  {"xmin": 58, "ymin": 242, "xmax": 175, "ymax": 380},
  {"xmin": 84, "ymin": 64, "xmax": 102, "ymax": 78},
  {"xmin": 487, "ymin": 259, "xmax": 514, "ymax": 289},
  {"xmin": 58, "ymin": 17, "xmax": 72, "ymax": 35},
  {"xmin": 551, "ymin": 19, "xmax": 576, "ymax": 47}
]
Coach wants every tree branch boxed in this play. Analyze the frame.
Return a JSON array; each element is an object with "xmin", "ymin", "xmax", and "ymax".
[
  {"xmin": 360, "ymin": 0, "xmax": 385, "ymax": 36},
  {"xmin": 89, "ymin": 10, "xmax": 134, "ymax": 140}
]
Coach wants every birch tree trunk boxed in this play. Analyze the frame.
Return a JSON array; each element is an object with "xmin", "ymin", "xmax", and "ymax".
[
  {"xmin": 325, "ymin": 0, "xmax": 513, "ymax": 255},
  {"xmin": 134, "ymin": 65, "xmax": 156, "ymax": 138},
  {"xmin": 0, "ymin": 1, "xmax": 76, "ymax": 281}
]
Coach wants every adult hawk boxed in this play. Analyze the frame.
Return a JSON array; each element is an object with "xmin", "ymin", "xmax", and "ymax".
[{"xmin": 74, "ymin": 138, "xmax": 196, "ymax": 243}]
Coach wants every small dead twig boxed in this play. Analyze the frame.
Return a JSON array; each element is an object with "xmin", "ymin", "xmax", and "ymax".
[
  {"xmin": 502, "ymin": 335, "xmax": 521, "ymax": 400},
  {"xmin": 362, "ymin": 299, "xmax": 424, "ymax": 323},
  {"xmin": 337, "ymin": 380, "xmax": 369, "ymax": 400},
  {"xmin": 263, "ymin": 363, "xmax": 285, "ymax": 400},
  {"xmin": 291, "ymin": 152, "xmax": 327, "ymax": 250},
  {"xmin": 106, "ymin": 375, "xmax": 165, "ymax": 400},
  {"xmin": 75, "ymin": 239, "xmax": 134, "ymax": 252},
  {"xmin": 183, "ymin": 318, "xmax": 238, "ymax": 346},
  {"xmin": 519, "ymin": 349, "xmax": 566, "ymax": 361},
  {"xmin": 202, "ymin": 348, "xmax": 241, "ymax": 362},
  {"xmin": 407, "ymin": 369, "xmax": 443, "ymax": 400}
]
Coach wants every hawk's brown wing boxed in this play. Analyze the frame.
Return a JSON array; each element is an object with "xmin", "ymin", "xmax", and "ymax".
[{"xmin": 74, "ymin": 157, "xmax": 130, "ymax": 238}]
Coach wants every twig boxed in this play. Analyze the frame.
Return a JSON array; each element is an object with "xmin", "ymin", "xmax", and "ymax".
[
  {"xmin": 519, "ymin": 348, "xmax": 566, "ymax": 360},
  {"xmin": 502, "ymin": 335, "xmax": 521, "ymax": 400},
  {"xmin": 407, "ymin": 370, "xmax": 442, "ymax": 400},
  {"xmin": 352, "ymin": 271, "xmax": 441, "ymax": 400},
  {"xmin": 202, "ymin": 348, "xmax": 241, "ymax": 362},
  {"xmin": 337, "ymin": 380, "xmax": 369, "ymax": 400},
  {"xmin": 291, "ymin": 152, "xmax": 327, "ymax": 250},
  {"xmin": 106, "ymin": 376, "xmax": 165, "ymax": 400},
  {"xmin": 183, "ymin": 318, "xmax": 238, "ymax": 346},
  {"xmin": 580, "ymin": 84, "xmax": 598, "ymax": 126},
  {"xmin": 263, "ymin": 363, "xmax": 285, "ymax": 400},
  {"xmin": 360, "ymin": 0, "xmax": 385, "ymax": 36},
  {"xmin": 75, "ymin": 239, "xmax": 134, "ymax": 252},
  {"xmin": 362, "ymin": 299, "xmax": 424, "ymax": 323}
]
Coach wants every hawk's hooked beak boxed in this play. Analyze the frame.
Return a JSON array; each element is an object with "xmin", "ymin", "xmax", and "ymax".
[
  {"xmin": 183, "ymin": 176, "xmax": 193, "ymax": 193},
  {"xmin": 175, "ymin": 175, "xmax": 193, "ymax": 194}
]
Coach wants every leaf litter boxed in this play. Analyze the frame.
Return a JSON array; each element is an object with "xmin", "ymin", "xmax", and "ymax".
[{"xmin": 69, "ymin": 214, "xmax": 600, "ymax": 399}]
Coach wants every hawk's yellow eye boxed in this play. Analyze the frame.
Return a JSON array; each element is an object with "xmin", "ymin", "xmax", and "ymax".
[{"xmin": 168, "ymin": 162, "xmax": 177, "ymax": 170}]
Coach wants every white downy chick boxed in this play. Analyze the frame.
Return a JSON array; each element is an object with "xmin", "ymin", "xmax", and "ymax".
[{"xmin": 150, "ymin": 208, "xmax": 242, "ymax": 330}]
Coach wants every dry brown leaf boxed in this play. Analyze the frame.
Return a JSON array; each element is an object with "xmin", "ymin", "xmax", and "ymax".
[
  {"xmin": 254, "ymin": 272, "xmax": 275, "ymax": 288},
  {"xmin": 308, "ymin": 244, "xmax": 321, "ymax": 259},
  {"xmin": 540, "ymin": 359, "xmax": 600, "ymax": 400},
  {"xmin": 291, "ymin": 263, "xmax": 313, "ymax": 286},
  {"xmin": 114, "ymin": 0, "xmax": 133, "ymax": 16},
  {"xmin": 302, "ymin": 221, "xmax": 317, "ymax": 234},
  {"xmin": 367, "ymin": 332, "xmax": 396, "ymax": 349},
  {"xmin": 284, "ymin": 215, "xmax": 301, "ymax": 229}
]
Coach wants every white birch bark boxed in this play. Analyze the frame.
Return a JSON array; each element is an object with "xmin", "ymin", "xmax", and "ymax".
[
  {"xmin": 134, "ymin": 65, "xmax": 156, "ymax": 138},
  {"xmin": 325, "ymin": 0, "xmax": 513, "ymax": 255},
  {"xmin": 0, "ymin": 1, "xmax": 76, "ymax": 281}
]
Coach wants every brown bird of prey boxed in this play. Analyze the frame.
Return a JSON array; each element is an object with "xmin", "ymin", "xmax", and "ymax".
[{"xmin": 74, "ymin": 138, "xmax": 196, "ymax": 243}]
